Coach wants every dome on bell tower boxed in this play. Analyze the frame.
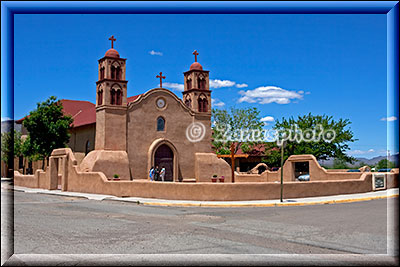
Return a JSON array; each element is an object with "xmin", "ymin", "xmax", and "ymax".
[
  {"xmin": 190, "ymin": 62, "xmax": 203, "ymax": 70},
  {"xmin": 105, "ymin": 48, "xmax": 120, "ymax": 58}
]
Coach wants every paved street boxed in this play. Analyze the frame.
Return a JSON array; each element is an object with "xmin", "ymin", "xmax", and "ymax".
[{"xmin": 4, "ymin": 189, "xmax": 397, "ymax": 257}]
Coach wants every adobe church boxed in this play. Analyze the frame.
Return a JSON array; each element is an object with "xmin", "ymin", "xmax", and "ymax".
[{"xmin": 78, "ymin": 36, "xmax": 214, "ymax": 181}]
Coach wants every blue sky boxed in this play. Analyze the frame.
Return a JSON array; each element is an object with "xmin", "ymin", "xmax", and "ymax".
[{"xmin": 4, "ymin": 14, "xmax": 398, "ymax": 158}]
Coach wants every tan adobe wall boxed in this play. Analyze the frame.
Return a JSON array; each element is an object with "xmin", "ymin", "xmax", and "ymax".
[
  {"xmin": 14, "ymin": 148, "xmax": 398, "ymax": 201},
  {"xmin": 235, "ymin": 155, "xmax": 364, "ymax": 183},
  {"xmin": 194, "ymin": 153, "xmax": 232, "ymax": 182}
]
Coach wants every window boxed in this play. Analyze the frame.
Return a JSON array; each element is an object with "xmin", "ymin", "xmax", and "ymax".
[
  {"xmin": 186, "ymin": 78, "xmax": 192, "ymax": 90},
  {"xmin": 116, "ymin": 67, "xmax": 121, "ymax": 80},
  {"xmin": 198, "ymin": 77, "xmax": 206, "ymax": 90},
  {"xmin": 100, "ymin": 67, "xmax": 104, "ymax": 80},
  {"xmin": 198, "ymin": 95, "xmax": 208, "ymax": 112},
  {"xmin": 110, "ymin": 89, "xmax": 116, "ymax": 105},
  {"xmin": 111, "ymin": 66, "xmax": 115, "ymax": 79},
  {"xmin": 185, "ymin": 97, "xmax": 192, "ymax": 108},
  {"xmin": 116, "ymin": 90, "xmax": 122, "ymax": 105},
  {"xmin": 85, "ymin": 140, "xmax": 90, "ymax": 155},
  {"xmin": 157, "ymin": 117, "xmax": 165, "ymax": 131},
  {"xmin": 98, "ymin": 90, "xmax": 103, "ymax": 105}
]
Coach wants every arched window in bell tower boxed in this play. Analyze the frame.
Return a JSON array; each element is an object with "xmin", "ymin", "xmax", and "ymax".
[
  {"xmin": 97, "ymin": 89, "xmax": 103, "ymax": 105},
  {"xmin": 111, "ymin": 66, "xmax": 115, "ymax": 80},
  {"xmin": 198, "ymin": 94, "xmax": 208, "ymax": 112},
  {"xmin": 198, "ymin": 75, "xmax": 206, "ymax": 90},
  {"xmin": 116, "ymin": 90, "xmax": 122, "ymax": 105},
  {"xmin": 186, "ymin": 78, "xmax": 192, "ymax": 90},
  {"xmin": 116, "ymin": 66, "xmax": 121, "ymax": 80},
  {"xmin": 110, "ymin": 89, "xmax": 116, "ymax": 105},
  {"xmin": 100, "ymin": 67, "xmax": 105, "ymax": 80},
  {"xmin": 185, "ymin": 96, "xmax": 192, "ymax": 108}
]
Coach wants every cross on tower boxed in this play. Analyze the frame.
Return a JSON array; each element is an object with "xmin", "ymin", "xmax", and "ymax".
[
  {"xmin": 193, "ymin": 50, "xmax": 199, "ymax": 62},
  {"xmin": 109, "ymin": 35, "xmax": 116, "ymax": 49},
  {"xmin": 156, "ymin": 72, "xmax": 165, "ymax": 88}
]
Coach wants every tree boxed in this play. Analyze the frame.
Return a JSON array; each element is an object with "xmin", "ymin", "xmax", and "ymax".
[
  {"xmin": 14, "ymin": 132, "xmax": 39, "ymax": 174},
  {"xmin": 212, "ymin": 107, "xmax": 264, "ymax": 155},
  {"xmin": 375, "ymin": 159, "xmax": 396, "ymax": 170},
  {"xmin": 1, "ymin": 131, "xmax": 13, "ymax": 177},
  {"xmin": 22, "ymin": 96, "xmax": 73, "ymax": 169},
  {"xmin": 261, "ymin": 143, "xmax": 282, "ymax": 167},
  {"xmin": 273, "ymin": 113, "xmax": 357, "ymax": 164},
  {"xmin": 332, "ymin": 158, "xmax": 349, "ymax": 169}
]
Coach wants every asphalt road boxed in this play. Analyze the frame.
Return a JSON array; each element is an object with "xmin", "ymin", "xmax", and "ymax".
[{"xmin": 3, "ymin": 189, "xmax": 397, "ymax": 258}]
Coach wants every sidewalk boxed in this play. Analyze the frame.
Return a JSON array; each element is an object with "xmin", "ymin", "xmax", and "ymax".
[{"xmin": 5, "ymin": 181, "xmax": 398, "ymax": 207}]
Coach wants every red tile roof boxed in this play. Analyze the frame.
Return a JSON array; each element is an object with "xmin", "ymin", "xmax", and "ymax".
[
  {"xmin": 127, "ymin": 94, "xmax": 142, "ymax": 103},
  {"xmin": 16, "ymin": 95, "xmax": 143, "ymax": 128}
]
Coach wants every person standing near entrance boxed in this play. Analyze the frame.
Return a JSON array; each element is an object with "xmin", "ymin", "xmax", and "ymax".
[
  {"xmin": 154, "ymin": 165, "xmax": 159, "ymax": 181},
  {"xmin": 149, "ymin": 166, "xmax": 155, "ymax": 181},
  {"xmin": 160, "ymin": 166, "xmax": 166, "ymax": 182}
]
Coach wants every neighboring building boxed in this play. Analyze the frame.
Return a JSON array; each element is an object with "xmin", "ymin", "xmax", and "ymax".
[{"xmin": 17, "ymin": 37, "xmax": 213, "ymax": 181}]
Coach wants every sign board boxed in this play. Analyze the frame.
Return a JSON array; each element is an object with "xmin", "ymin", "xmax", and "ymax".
[{"xmin": 372, "ymin": 173, "xmax": 386, "ymax": 191}]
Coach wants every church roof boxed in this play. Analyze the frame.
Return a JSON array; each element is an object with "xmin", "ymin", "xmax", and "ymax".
[{"xmin": 17, "ymin": 95, "xmax": 143, "ymax": 128}]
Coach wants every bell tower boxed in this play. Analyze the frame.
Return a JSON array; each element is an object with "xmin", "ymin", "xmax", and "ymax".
[
  {"xmin": 95, "ymin": 35, "xmax": 128, "ymax": 151},
  {"xmin": 182, "ymin": 50, "xmax": 211, "ymax": 114}
]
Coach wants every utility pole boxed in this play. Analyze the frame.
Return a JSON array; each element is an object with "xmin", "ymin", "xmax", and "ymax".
[{"xmin": 280, "ymin": 140, "xmax": 286, "ymax": 203}]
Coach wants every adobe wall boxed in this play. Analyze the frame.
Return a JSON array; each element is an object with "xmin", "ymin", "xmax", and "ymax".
[
  {"xmin": 236, "ymin": 155, "xmax": 364, "ymax": 182},
  {"xmin": 195, "ymin": 153, "xmax": 232, "ymax": 182},
  {"xmin": 13, "ymin": 148, "xmax": 399, "ymax": 201}
]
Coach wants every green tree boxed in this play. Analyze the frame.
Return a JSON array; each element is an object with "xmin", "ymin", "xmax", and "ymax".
[
  {"xmin": 1, "ymin": 131, "xmax": 13, "ymax": 176},
  {"xmin": 14, "ymin": 130, "xmax": 23, "ymax": 160},
  {"xmin": 14, "ymin": 133, "xmax": 40, "ymax": 174},
  {"xmin": 261, "ymin": 143, "xmax": 282, "ymax": 167},
  {"xmin": 212, "ymin": 107, "xmax": 264, "ymax": 155},
  {"xmin": 22, "ymin": 96, "xmax": 73, "ymax": 169},
  {"xmin": 375, "ymin": 159, "xmax": 396, "ymax": 170},
  {"xmin": 273, "ymin": 113, "xmax": 357, "ymax": 164},
  {"xmin": 332, "ymin": 158, "xmax": 349, "ymax": 169}
]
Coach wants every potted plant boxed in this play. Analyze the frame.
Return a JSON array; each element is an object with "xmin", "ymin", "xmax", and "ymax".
[
  {"xmin": 212, "ymin": 174, "xmax": 217, "ymax": 183},
  {"xmin": 219, "ymin": 176, "xmax": 225, "ymax": 183},
  {"xmin": 113, "ymin": 174, "xmax": 120, "ymax": 181}
]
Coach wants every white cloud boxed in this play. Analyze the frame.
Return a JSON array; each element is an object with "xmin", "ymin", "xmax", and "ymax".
[
  {"xmin": 212, "ymin": 98, "xmax": 225, "ymax": 107},
  {"xmin": 210, "ymin": 79, "xmax": 236, "ymax": 88},
  {"xmin": 260, "ymin": 116, "xmax": 274, "ymax": 125},
  {"xmin": 305, "ymin": 91, "xmax": 311, "ymax": 95},
  {"xmin": 149, "ymin": 50, "xmax": 163, "ymax": 56},
  {"xmin": 381, "ymin": 116, "xmax": 397, "ymax": 121},
  {"xmin": 238, "ymin": 86, "xmax": 304, "ymax": 104},
  {"xmin": 236, "ymin": 83, "xmax": 248, "ymax": 88},
  {"xmin": 164, "ymin": 82, "xmax": 184, "ymax": 92},
  {"xmin": 260, "ymin": 116, "xmax": 274, "ymax": 122}
]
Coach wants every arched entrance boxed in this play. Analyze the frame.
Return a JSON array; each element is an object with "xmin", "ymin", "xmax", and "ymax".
[{"xmin": 154, "ymin": 144, "xmax": 174, "ymax": 181}]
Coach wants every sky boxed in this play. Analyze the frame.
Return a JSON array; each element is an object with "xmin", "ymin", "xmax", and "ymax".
[{"xmin": 4, "ymin": 13, "xmax": 398, "ymax": 158}]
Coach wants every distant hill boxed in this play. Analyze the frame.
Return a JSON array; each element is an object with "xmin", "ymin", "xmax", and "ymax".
[
  {"xmin": 319, "ymin": 153, "xmax": 399, "ymax": 168},
  {"xmin": 1, "ymin": 120, "xmax": 22, "ymax": 134}
]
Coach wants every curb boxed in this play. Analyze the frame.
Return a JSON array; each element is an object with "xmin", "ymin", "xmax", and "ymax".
[
  {"xmin": 8, "ymin": 186, "xmax": 398, "ymax": 208},
  {"xmin": 137, "ymin": 194, "xmax": 399, "ymax": 207}
]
